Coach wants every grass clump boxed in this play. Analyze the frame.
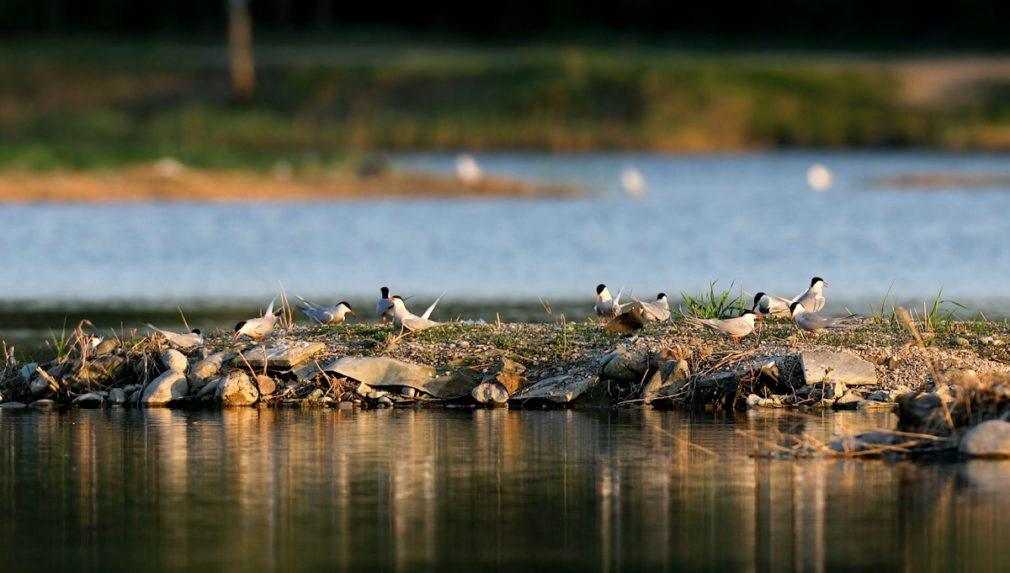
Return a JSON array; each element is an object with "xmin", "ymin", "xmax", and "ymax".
[{"xmin": 680, "ymin": 281, "xmax": 745, "ymax": 319}]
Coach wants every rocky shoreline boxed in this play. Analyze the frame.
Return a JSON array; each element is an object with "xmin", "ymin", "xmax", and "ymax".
[{"xmin": 3, "ymin": 317, "xmax": 1010, "ymax": 457}]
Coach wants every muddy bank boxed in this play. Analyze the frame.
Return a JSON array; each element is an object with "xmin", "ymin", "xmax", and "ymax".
[{"xmin": 0, "ymin": 163, "xmax": 579, "ymax": 203}]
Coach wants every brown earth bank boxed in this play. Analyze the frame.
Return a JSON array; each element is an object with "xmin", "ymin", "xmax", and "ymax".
[{"xmin": 0, "ymin": 164, "xmax": 580, "ymax": 203}]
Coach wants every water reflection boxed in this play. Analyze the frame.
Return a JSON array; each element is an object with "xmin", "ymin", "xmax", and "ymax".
[{"xmin": 1, "ymin": 408, "xmax": 1009, "ymax": 571}]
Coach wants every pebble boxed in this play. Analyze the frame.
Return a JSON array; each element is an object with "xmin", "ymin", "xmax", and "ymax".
[{"xmin": 0, "ymin": 402, "xmax": 27, "ymax": 410}]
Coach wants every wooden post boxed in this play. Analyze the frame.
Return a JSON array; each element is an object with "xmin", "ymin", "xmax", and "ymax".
[{"xmin": 228, "ymin": 0, "xmax": 255, "ymax": 102}]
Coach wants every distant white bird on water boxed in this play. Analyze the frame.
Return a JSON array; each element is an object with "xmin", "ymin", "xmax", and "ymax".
[
  {"xmin": 234, "ymin": 299, "xmax": 277, "ymax": 340},
  {"xmin": 296, "ymin": 296, "xmax": 354, "ymax": 325},
  {"xmin": 456, "ymin": 154, "xmax": 482, "ymax": 184},
  {"xmin": 391, "ymin": 293, "xmax": 444, "ymax": 332},
  {"xmin": 146, "ymin": 324, "xmax": 204, "ymax": 350},
  {"xmin": 621, "ymin": 166, "xmax": 646, "ymax": 198},
  {"xmin": 806, "ymin": 164, "xmax": 833, "ymax": 191}
]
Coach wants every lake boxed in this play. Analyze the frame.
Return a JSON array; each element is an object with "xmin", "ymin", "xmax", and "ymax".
[
  {"xmin": 2, "ymin": 151, "xmax": 1009, "ymax": 347},
  {"xmin": 1, "ymin": 408, "xmax": 1008, "ymax": 571}
]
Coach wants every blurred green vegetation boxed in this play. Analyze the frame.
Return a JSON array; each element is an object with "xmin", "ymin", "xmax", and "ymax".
[{"xmin": 2, "ymin": 38, "xmax": 1010, "ymax": 170}]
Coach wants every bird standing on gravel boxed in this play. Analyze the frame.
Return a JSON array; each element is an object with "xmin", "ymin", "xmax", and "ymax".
[
  {"xmin": 376, "ymin": 286, "xmax": 394, "ymax": 321},
  {"xmin": 752, "ymin": 277, "xmax": 827, "ymax": 318},
  {"xmin": 234, "ymin": 299, "xmax": 277, "ymax": 339},
  {"xmin": 789, "ymin": 301, "xmax": 857, "ymax": 333},
  {"xmin": 594, "ymin": 284, "xmax": 623, "ymax": 318},
  {"xmin": 685, "ymin": 310, "xmax": 757, "ymax": 343},
  {"xmin": 390, "ymin": 294, "xmax": 443, "ymax": 332},
  {"xmin": 635, "ymin": 293, "xmax": 671, "ymax": 322},
  {"xmin": 146, "ymin": 325, "xmax": 204, "ymax": 350},
  {"xmin": 296, "ymin": 296, "xmax": 354, "ymax": 325}
]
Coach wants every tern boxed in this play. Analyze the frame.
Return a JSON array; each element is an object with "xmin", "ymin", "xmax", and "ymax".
[
  {"xmin": 594, "ymin": 284, "xmax": 624, "ymax": 318},
  {"xmin": 390, "ymin": 293, "xmax": 444, "ymax": 332},
  {"xmin": 376, "ymin": 286, "xmax": 394, "ymax": 321},
  {"xmin": 146, "ymin": 324, "xmax": 204, "ymax": 350},
  {"xmin": 752, "ymin": 277, "xmax": 827, "ymax": 318},
  {"xmin": 621, "ymin": 167, "xmax": 646, "ymax": 198},
  {"xmin": 627, "ymin": 293, "xmax": 671, "ymax": 322},
  {"xmin": 296, "ymin": 296, "xmax": 354, "ymax": 325},
  {"xmin": 234, "ymin": 299, "xmax": 277, "ymax": 340},
  {"xmin": 685, "ymin": 310, "xmax": 758, "ymax": 343},
  {"xmin": 790, "ymin": 301, "xmax": 858, "ymax": 333},
  {"xmin": 793, "ymin": 277, "xmax": 827, "ymax": 313},
  {"xmin": 456, "ymin": 154, "xmax": 482, "ymax": 184}
]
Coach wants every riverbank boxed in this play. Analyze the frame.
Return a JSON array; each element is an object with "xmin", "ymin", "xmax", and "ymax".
[
  {"xmin": 0, "ymin": 162, "xmax": 578, "ymax": 202},
  {"xmin": 1, "ymin": 314, "xmax": 1007, "ymax": 408},
  {"xmin": 4, "ymin": 39, "xmax": 1010, "ymax": 175}
]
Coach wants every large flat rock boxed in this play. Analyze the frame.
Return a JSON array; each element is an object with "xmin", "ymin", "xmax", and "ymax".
[
  {"xmin": 800, "ymin": 349, "xmax": 877, "ymax": 386},
  {"xmin": 510, "ymin": 373, "xmax": 599, "ymax": 404},
  {"xmin": 322, "ymin": 357, "xmax": 441, "ymax": 396},
  {"xmin": 238, "ymin": 341, "xmax": 326, "ymax": 369}
]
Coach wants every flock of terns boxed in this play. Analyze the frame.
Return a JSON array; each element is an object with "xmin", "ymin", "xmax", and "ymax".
[
  {"xmin": 592, "ymin": 276, "xmax": 852, "ymax": 342},
  {"xmin": 145, "ymin": 276, "xmax": 853, "ymax": 350}
]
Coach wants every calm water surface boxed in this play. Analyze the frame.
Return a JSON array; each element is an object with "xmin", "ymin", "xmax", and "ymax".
[
  {"xmin": 1, "ymin": 408, "xmax": 1008, "ymax": 572},
  {"xmin": 1, "ymin": 151, "xmax": 1009, "ymax": 308}
]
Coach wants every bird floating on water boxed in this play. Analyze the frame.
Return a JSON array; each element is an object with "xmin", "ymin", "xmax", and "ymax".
[
  {"xmin": 806, "ymin": 164, "xmax": 833, "ymax": 191},
  {"xmin": 234, "ymin": 299, "xmax": 278, "ymax": 339},
  {"xmin": 146, "ymin": 324, "xmax": 204, "ymax": 350},
  {"xmin": 621, "ymin": 167, "xmax": 646, "ymax": 198},
  {"xmin": 296, "ymin": 296, "xmax": 354, "ymax": 325},
  {"xmin": 456, "ymin": 154, "xmax": 482, "ymax": 184}
]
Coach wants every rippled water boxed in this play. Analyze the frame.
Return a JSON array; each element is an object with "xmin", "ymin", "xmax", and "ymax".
[
  {"xmin": 2, "ymin": 152, "xmax": 1009, "ymax": 310},
  {"xmin": 1, "ymin": 408, "xmax": 1009, "ymax": 572}
]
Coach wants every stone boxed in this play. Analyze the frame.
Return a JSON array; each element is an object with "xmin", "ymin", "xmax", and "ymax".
[
  {"xmin": 189, "ymin": 351, "xmax": 234, "ymax": 389},
  {"xmin": 19, "ymin": 362, "xmax": 38, "ymax": 381},
  {"xmin": 601, "ymin": 348, "xmax": 650, "ymax": 382},
  {"xmin": 141, "ymin": 371, "xmax": 189, "ymax": 406},
  {"xmin": 73, "ymin": 392, "xmax": 104, "ymax": 407},
  {"xmin": 160, "ymin": 349, "xmax": 189, "ymax": 373},
  {"xmin": 108, "ymin": 387, "xmax": 127, "ymax": 405},
  {"xmin": 196, "ymin": 377, "xmax": 223, "ymax": 399},
  {"xmin": 897, "ymin": 392, "xmax": 946, "ymax": 433},
  {"xmin": 833, "ymin": 391, "xmax": 862, "ymax": 410},
  {"xmin": 238, "ymin": 341, "xmax": 326, "ymax": 369},
  {"xmin": 255, "ymin": 375, "xmax": 277, "ymax": 396},
  {"xmin": 511, "ymin": 373, "xmax": 599, "ymax": 404},
  {"xmin": 960, "ymin": 420, "xmax": 1010, "ymax": 458},
  {"xmin": 323, "ymin": 357, "xmax": 441, "ymax": 396},
  {"xmin": 94, "ymin": 338, "xmax": 120, "ymax": 355},
  {"xmin": 746, "ymin": 394, "xmax": 762, "ymax": 409},
  {"xmin": 376, "ymin": 396, "xmax": 393, "ymax": 408},
  {"xmin": 955, "ymin": 337, "xmax": 971, "ymax": 348},
  {"xmin": 337, "ymin": 401, "xmax": 354, "ymax": 410},
  {"xmin": 75, "ymin": 355, "xmax": 127, "ymax": 383},
  {"xmin": 857, "ymin": 399, "xmax": 896, "ymax": 412},
  {"xmin": 28, "ymin": 399, "xmax": 56, "ymax": 410},
  {"xmin": 0, "ymin": 402, "xmax": 27, "ymax": 410},
  {"xmin": 471, "ymin": 382, "xmax": 510, "ymax": 405},
  {"xmin": 29, "ymin": 376, "xmax": 53, "ymax": 397},
  {"xmin": 216, "ymin": 371, "xmax": 259, "ymax": 407},
  {"xmin": 472, "ymin": 357, "xmax": 526, "ymax": 405},
  {"xmin": 800, "ymin": 350, "xmax": 877, "ymax": 386},
  {"xmin": 642, "ymin": 359, "xmax": 691, "ymax": 404}
]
